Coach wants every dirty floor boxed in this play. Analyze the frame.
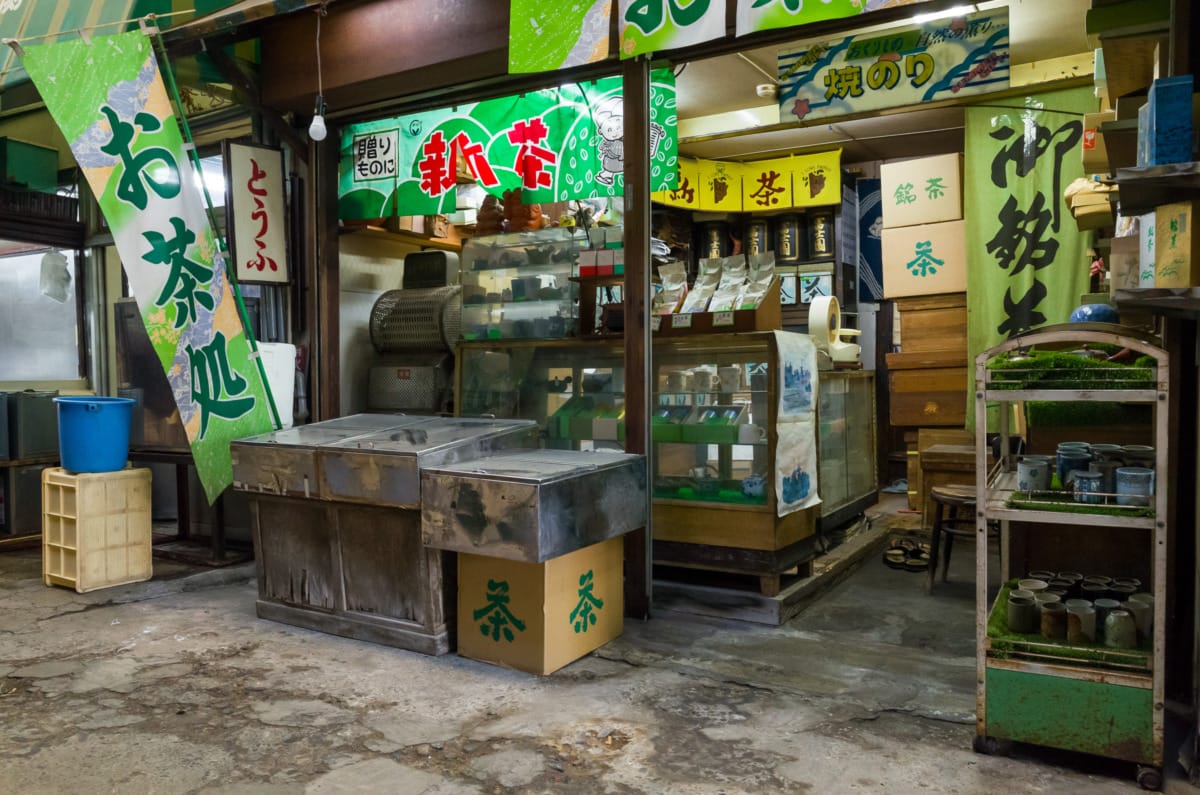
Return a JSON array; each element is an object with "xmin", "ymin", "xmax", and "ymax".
[{"xmin": 0, "ymin": 505, "xmax": 1161, "ymax": 794}]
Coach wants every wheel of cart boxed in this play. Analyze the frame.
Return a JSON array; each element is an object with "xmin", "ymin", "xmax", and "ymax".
[{"xmin": 1135, "ymin": 765, "xmax": 1161, "ymax": 791}]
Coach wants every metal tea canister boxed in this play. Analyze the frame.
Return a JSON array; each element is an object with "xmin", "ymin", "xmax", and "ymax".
[
  {"xmin": 807, "ymin": 210, "xmax": 835, "ymax": 261},
  {"xmin": 773, "ymin": 214, "xmax": 806, "ymax": 265},
  {"xmin": 746, "ymin": 219, "xmax": 770, "ymax": 256}
]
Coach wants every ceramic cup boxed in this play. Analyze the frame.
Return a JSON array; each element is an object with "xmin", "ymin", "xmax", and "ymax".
[
  {"xmin": 1018, "ymin": 578, "xmax": 1048, "ymax": 593},
  {"xmin": 1125, "ymin": 599, "xmax": 1153, "ymax": 643},
  {"xmin": 1040, "ymin": 602, "xmax": 1068, "ymax": 640},
  {"xmin": 1080, "ymin": 582, "xmax": 1109, "ymax": 600},
  {"xmin": 1057, "ymin": 571, "xmax": 1084, "ymax": 583},
  {"xmin": 717, "ymin": 365, "xmax": 743, "ymax": 394},
  {"xmin": 1065, "ymin": 598, "xmax": 1093, "ymax": 610},
  {"xmin": 1017, "ymin": 456, "xmax": 1051, "ymax": 493},
  {"xmin": 1109, "ymin": 584, "xmax": 1137, "ymax": 600},
  {"xmin": 1010, "ymin": 589, "xmax": 1036, "ymax": 601},
  {"xmin": 1093, "ymin": 598, "xmax": 1122, "ymax": 642},
  {"xmin": 1089, "ymin": 443, "xmax": 1124, "ymax": 462},
  {"xmin": 1120, "ymin": 445, "xmax": 1155, "ymax": 467},
  {"xmin": 1034, "ymin": 592, "xmax": 1061, "ymax": 605},
  {"xmin": 1067, "ymin": 604, "xmax": 1097, "ymax": 644},
  {"xmin": 1048, "ymin": 578, "xmax": 1077, "ymax": 598},
  {"xmin": 1027, "ymin": 570, "xmax": 1057, "ymax": 581},
  {"xmin": 1057, "ymin": 450, "xmax": 1093, "ymax": 488},
  {"xmin": 1007, "ymin": 594, "xmax": 1038, "ymax": 634},
  {"xmin": 737, "ymin": 424, "xmax": 767, "ymax": 444},
  {"xmin": 1114, "ymin": 577, "xmax": 1141, "ymax": 590},
  {"xmin": 1072, "ymin": 470, "xmax": 1104, "ymax": 504},
  {"xmin": 1092, "ymin": 459, "xmax": 1121, "ymax": 499},
  {"xmin": 1104, "ymin": 609, "xmax": 1138, "ymax": 649},
  {"xmin": 665, "ymin": 370, "xmax": 692, "ymax": 393},
  {"xmin": 1129, "ymin": 592, "xmax": 1154, "ymax": 606},
  {"xmin": 1115, "ymin": 467, "xmax": 1154, "ymax": 507}
]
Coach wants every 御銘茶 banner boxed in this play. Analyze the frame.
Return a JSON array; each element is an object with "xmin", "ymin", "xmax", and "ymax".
[
  {"xmin": 20, "ymin": 31, "xmax": 277, "ymax": 502},
  {"xmin": 339, "ymin": 70, "xmax": 678, "ymax": 221},
  {"xmin": 619, "ymin": 0, "xmax": 725, "ymax": 59},
  {"xmin": 508, "ymin": 0, "xmax": 613, "ymax": 74},
  {"xmin": 778, "ymin": 7, "xmax": 1009, "ymax": 124},
  {"xmin": 965, "ymin": 87, "xmax": 1095, "ymax": 430},
  {"xmin": 736, "ymin": 0, "xmax": 934, "ymax": 37}
]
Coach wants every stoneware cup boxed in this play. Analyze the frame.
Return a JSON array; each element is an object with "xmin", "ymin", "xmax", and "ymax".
[
  {"xmin": 1040, "ymin": 602, "xmax": 1068, "ymax": 640},
  {"xmin": 1067, "ymin": 604, "xmax": 1096, "ymax": 644},
  {"xmin": 1093, "ymin": 598, "xmax": 1122, "ymax": 643},
  {"xmin": 1018, "ymin": 578, "xmax": 1048, "ymax": 593},
  {"xmin": 1017, "ymin": 456, "xmax": 1050, "ymax": 493},
  {"xmin": 1007, "ymin": 595, "xmax": 1038, "ymax": 635},
  {"xmin": 1125, "ymin": 599, "xmax": 1153, "ymax": 643},
  {"xmin": 1115, "ymin": 466, "xmax": 1154, "ymax": 507},
  {"xmin": 1027, "ymin": 570, "xmax": 1057, "ymax": 581},
  {"xmin": 1104, "ymin": 609, "xmax": 1138, "ymax": 649},
  {"xmin": 1034, "ymin": 592, "xmax": 1061, "ymax": 605}
]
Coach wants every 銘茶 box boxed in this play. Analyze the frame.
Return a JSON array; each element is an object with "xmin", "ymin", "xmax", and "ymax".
[{"xmin": 879, "ymin": 154, "xmax": 963, "ymax": 229}]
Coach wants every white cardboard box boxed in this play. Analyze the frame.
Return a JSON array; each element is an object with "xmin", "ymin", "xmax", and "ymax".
[
  {"xmin": 882, "ymin": 220, "xmax": 967, "ymax": 298},
  {"xmin": 879, "ymin": 153, "xmax": 963, "ymax": 229}
]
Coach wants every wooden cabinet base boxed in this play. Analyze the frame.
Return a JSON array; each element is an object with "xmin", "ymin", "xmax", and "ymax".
[{"xmin": 652, "ymin": 501, "xmax": 815, "ymax": 552}]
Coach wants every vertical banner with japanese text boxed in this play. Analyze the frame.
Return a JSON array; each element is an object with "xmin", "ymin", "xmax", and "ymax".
[
  {"xmin": 965, "ymin": 87, "xmax": 1095, "ymax": 429},
  {"xmin": 21, "ymin": 32, "xmax": 276, "ymax": 501},
  {"xmin": 619, "ymin": 0, "xmax": 725, "ymax": 59},
  {"xmin": 339, "ymin": 70, "xmax": 678, "ymax": 220},
  {"xmin": 508, "ymin": 0, "xmax": 613, "ymax": 74},
  {"xmin": 779, "ymin": 7, "xmax": 1009, "ymax": 124},
  {"xmin": 226, "ymin": 142, "xmax": 289, "ymax": 284}
]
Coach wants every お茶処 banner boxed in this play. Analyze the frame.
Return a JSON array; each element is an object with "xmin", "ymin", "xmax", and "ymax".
[
  {"xmin": 736, "ymin": 0, "xmax": 934, "ymax": 37},
  {"xmin": 779, "ymin": 7, "xmax": 1009, "ymax": 124},
  {"xmin": 965, "ymin": 87, "xmax": 1095, "ymax": 429},
  {"xmin": 338, "ymin": 70, "xmax": 678, "ymax": 220},
  {"xmin": 20, "ymin": 31, "xmax": 277, "ymax": 502},
  {"xmin": 508, "ymin": 0, "xmax": 613, "ymax": 74}
]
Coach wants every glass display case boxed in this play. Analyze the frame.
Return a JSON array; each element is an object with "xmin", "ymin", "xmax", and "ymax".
[
  {"xmin": 817, "ymin": 370, "xmax": 877, "ymax": 531},
  {"xmin": 459, "ymin": 229, "xmax": 582, "ymax": 341},
  {"xmin": 457, "ymin": 332, "xmax": 874, "ymax": 587}
]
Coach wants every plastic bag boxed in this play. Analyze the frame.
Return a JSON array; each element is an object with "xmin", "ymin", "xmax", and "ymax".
[
  {"xmin": 652, "ymin": 261, "xmax": 689, "ymax": 315},
  {"xmin": 707, "ymin": 256, "xmax": 748, "ymax": 312},
  {"xmin": 680, "ymin": 258, "xmax": 723, "ymax": 313}
]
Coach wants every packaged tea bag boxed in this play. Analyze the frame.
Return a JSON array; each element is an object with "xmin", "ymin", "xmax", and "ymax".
[
  {"xmin": 707, "ymin": 256, "xmax": 748, "ymax": 312},
  {"xmin": 653, "ymin": 261, "xmax": 689, "ymax": 315},
  {"xmin": 738, "ymin": 252, "xmax": 776, "ymax": 309},
  {"xmin": 680, "ymin": 258, "xmax": 723, "ymax": 313}
]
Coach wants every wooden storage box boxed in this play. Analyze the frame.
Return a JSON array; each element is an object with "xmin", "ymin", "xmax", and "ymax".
[
  {"xmin": 457, "ymin": 536, "xmax": 623, "ymax": 675},
  {"xmin": 894, "ymin": 293, "xmax": 967, "ymax": 355},
  {"xmin": 888, "ymin": 367, "xmax": 968, "ymax": 427},
  {"xmin": 42, "ymin": 467, "xmax": 152, "ymax": 593}
]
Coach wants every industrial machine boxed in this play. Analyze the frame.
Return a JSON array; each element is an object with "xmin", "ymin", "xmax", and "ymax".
[{"xmin": 366, "ymin": 251, "xmax": 462, "ymax": 414}]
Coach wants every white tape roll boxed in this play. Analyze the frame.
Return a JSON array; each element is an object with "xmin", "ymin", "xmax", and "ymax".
[{"xmin": 809, "ymin": 295, "xmax": 841, "ymax": 348}]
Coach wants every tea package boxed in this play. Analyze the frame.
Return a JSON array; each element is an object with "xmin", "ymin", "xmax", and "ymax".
[
  {"xmin": 680, "ymin": 258, "xmax": 723, "ymax": 313},
  {"xmin": 653, "ymin": 261, "xmax": 689, "ymax": 315},
  {"xmin": 738, "ymin": 252, "xmax": 776, "ymax": 310},
  {"xmin": 707, "ymin": 256, "xmax": 748, "ymax": 312}
]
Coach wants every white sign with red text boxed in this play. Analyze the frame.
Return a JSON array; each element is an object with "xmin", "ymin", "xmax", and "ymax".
[{"xmin": 227, "ymin": 141, "xmax": 289, "ymax": 284}]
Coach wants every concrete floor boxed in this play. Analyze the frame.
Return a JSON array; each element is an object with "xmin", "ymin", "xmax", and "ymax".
[{"xmin": 0, "ymin": 504, "xmax": 1167, "ymax": 794}]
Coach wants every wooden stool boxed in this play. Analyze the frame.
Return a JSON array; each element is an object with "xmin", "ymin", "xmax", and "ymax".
[{"xmin": 927, "ymin": 484, "xmax": 988, "ymax": 594}]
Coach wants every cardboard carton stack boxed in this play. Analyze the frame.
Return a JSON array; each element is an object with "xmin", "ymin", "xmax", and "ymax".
[{"xmin": 879, "ymin": 154, "xmax": 969, "ymax": 432}]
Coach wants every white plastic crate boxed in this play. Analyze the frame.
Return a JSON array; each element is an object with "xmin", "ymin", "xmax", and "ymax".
[{"xmin": 42, "ymin": 467, "xmax": 152, "ymax": 593}]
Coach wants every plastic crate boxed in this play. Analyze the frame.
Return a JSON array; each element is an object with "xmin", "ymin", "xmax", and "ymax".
[{"xmin": 42, "ymin": 467, "xmax": 153, "ymax": 593}]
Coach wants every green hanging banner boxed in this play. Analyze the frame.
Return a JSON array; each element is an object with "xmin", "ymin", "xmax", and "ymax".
[
  {"xmin": 338, "ymin": 70, "xmax": 678, "ymax": 221},
  {"xmin": 20, "ymin": 31, "xmax": 277, "ymax": 502},
  {"xmin": 965, "ymin": 87, "xmax": 1096, "ymax": 428},
  {"xmin": 507, "ymin": 0, "xmax": 613, "ymax": 74}
]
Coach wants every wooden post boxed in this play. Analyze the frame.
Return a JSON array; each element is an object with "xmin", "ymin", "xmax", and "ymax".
[
  {"xmin": 313, "ymin": 132, "xmax": 340, "ymax": 421},
  {"xmin": 622, "ymin": 56, "xmax": 652, "ymax": 619}
]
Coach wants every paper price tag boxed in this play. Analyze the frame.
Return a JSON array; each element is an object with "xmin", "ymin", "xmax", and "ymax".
[
  {"xmin": 672, "ymin": 313, "xmax": 692, "ymax": 329},
  {"xmin": 712, "ymin": 311, "xmax": 735, "ymax": 327},
  {"xmin": 651, "ymin": 316, "xmax": 662, "ymax": 332}
]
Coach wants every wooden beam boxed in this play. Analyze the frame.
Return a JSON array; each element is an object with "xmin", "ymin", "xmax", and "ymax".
[
  {"xmin": 622, "ymin": 56, "xmax": 652, "ymax": 620},
  {"xmin": 206, "ymin": 45, "xmax": 308, "ymax": 166}
]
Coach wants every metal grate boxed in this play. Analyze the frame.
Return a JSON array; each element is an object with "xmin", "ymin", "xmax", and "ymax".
[{"xmin": 369, "ymin": 286, "xmax": 462, "ymax": 354}]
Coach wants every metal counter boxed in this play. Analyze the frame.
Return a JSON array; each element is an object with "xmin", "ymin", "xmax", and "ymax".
[
  {"xmin": 230, "ymin": 415, "xmax": 538, "ymax": 655},
  {"xmin": 421, "ymin": 449, "xmax": 646, "ymax": 563}
]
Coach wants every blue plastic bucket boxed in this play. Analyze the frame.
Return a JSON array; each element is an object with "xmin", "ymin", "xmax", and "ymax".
[{"xmin": 54, "ymin": 396, "xmax": 135, "ymax": 473}]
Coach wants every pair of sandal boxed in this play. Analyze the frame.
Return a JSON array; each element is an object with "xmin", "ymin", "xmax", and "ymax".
[{"xmin": 883, "ymin": 538, "xmax": 931, "ymax": 572}]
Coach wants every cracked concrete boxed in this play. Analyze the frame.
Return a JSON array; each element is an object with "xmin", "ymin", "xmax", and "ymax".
[{"xmin": 0, "ymin": 520, "xmax": 1157, "ymax": 793}]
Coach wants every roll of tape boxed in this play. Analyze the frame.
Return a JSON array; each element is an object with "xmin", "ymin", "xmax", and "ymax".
[{"xmin": 809, "ymin": 295, "xmax": 841, "ymax": 348}]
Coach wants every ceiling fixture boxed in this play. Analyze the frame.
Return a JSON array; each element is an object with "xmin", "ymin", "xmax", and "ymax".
[{"xmin": 308, "ymin": 3, "xmax": 328, "ymax": 142}]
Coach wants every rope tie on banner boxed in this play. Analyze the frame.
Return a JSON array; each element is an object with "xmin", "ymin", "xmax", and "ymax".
[{"xmin": 148, "ymin": 25, "xmax": 283, "ymax": 430}]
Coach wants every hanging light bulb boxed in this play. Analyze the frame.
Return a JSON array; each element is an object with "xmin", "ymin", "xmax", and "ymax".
[
  {"xmin": 309, "ymin": 3, "xmax": 327, "ymax": 142},
  {"xmin": 309, "ymin": 95, "xmax": 327, "ymax": 142}
]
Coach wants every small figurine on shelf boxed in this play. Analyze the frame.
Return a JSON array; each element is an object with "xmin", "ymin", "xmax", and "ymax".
[{"xmin": 476, "ymin": 194, "xmax": 505, "ymax": 236}]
